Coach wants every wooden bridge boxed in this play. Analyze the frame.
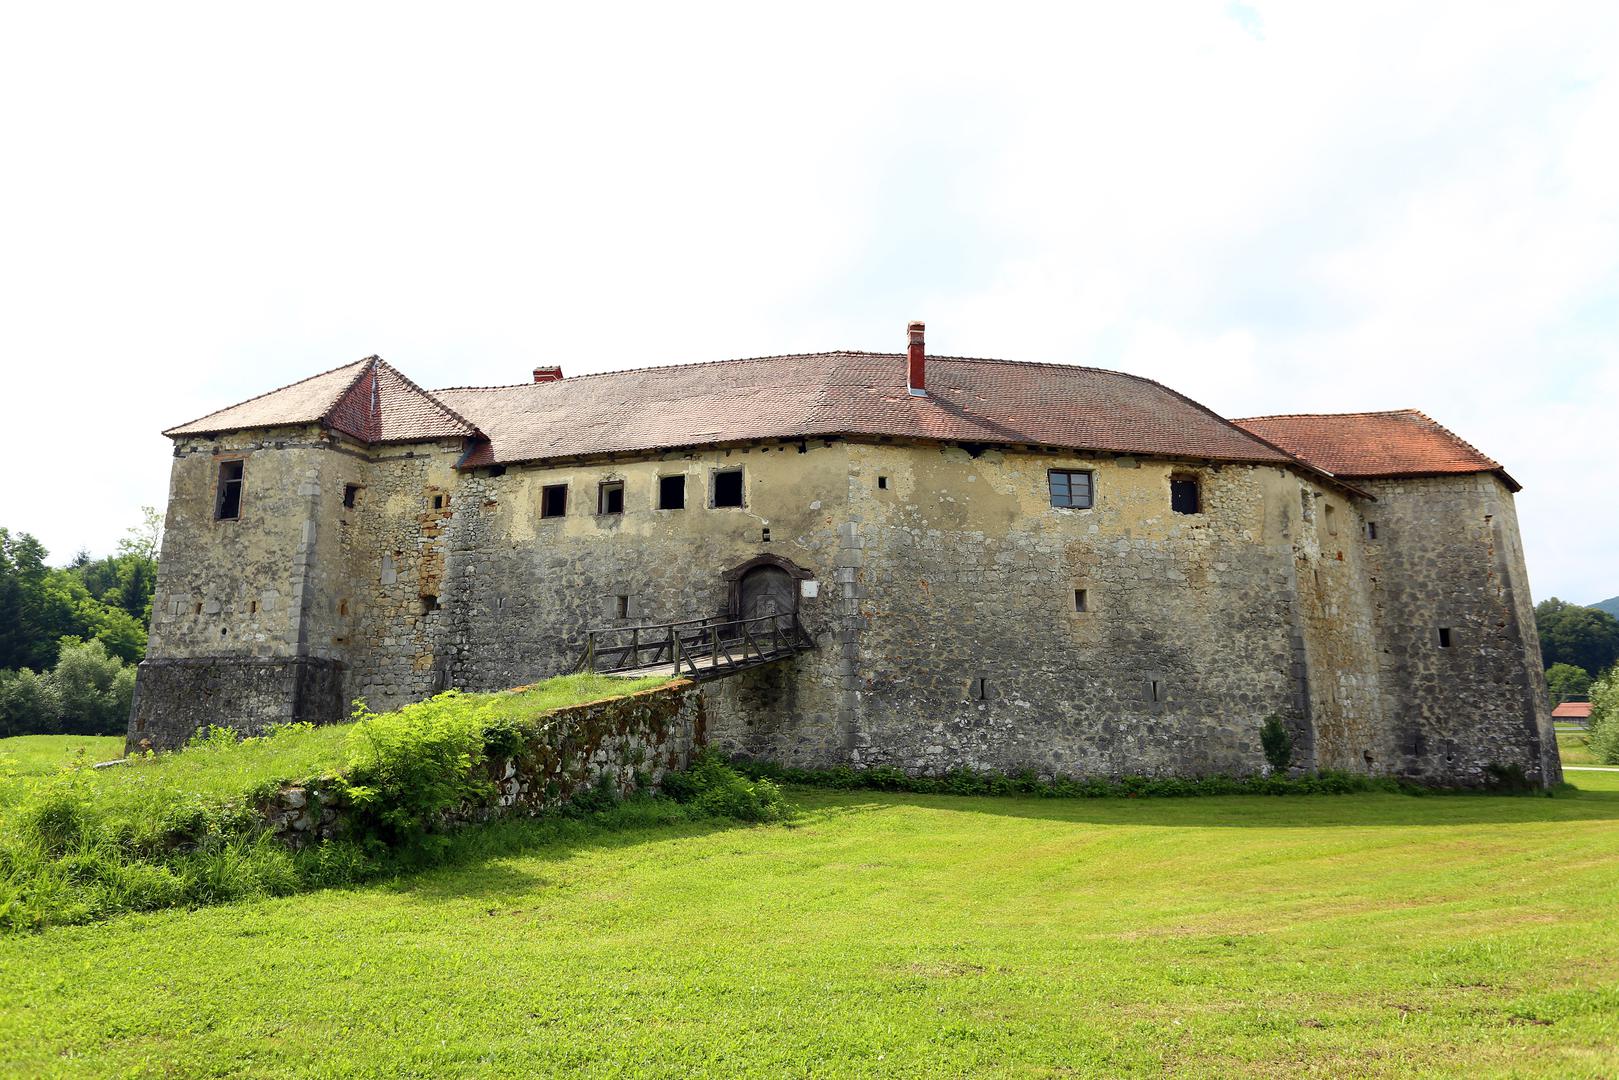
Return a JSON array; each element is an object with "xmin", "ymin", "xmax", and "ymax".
[{"xmin": 575, "ymin": 611, "xmax": 813, "ymax": 681}]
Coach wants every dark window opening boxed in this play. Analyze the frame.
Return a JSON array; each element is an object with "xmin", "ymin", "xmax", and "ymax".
[
  {"xmin": 1150, "ymin": 679, "xmax": 1163, "ymax": 703},
  {"xmin": 431, "ymin": 494, "xmax": 444, "ymax": 510},
  {"xmin": 1438, "ymin": 627, "xmax": 1452, "ymax": 648},
  {"xmin": 877, "ymin": 476, "xmax": 888, "ymax": 489},
  {"xmin": 249, "ymin": 600, "xmax": 257, "ymax": 614},
  {"xmin": 343, "ymin": 484, "xmax": 360, "ymax": 509},
  {"xmin": 1367, "ymin": 521, "xmax": 1378, "ymax": 540},
  {"xmin": 1170, "ymin": 476, "xmax": 1201, "ymax": 515},
  {"xmin": 762, "ymin": 527, "xmax": 771, "ymax": 542},
  {"xmin": 194, "ymin": 602, "xmax": 203, "ymax": 615},
  {"xmin": 541, "ymin": 484, "xmax": 568, "ymax": 518},
  {"xmin": 714, "ymin": 469, "xmax": 744, "ymax": 508},
  {"xmin": 615, "ymin": 595, "xmax": 629, "ymax": 619},
  {"xmin": 971, "ymin": 677, "xmax": 988, "ymax": 701},
  {"xmin": 659, "ymin": 474, "xmax": 686, "ymax": 509},
  {"xmin": 598, "ymin": 481, "xmax": 624, "ymax": 515},
  {"xmin": 1048, "ymin": 469, "xmax": 1093, "ymax": 509},
  {"xmin": 338, "ymin": 599, "xmax": 349, "ymax": 617},
  {"xmin": 421, "ymin": 594, "xmax": 439, "ymax": 614},
  {"xmin": 487, "ymin": 464, "xmax": 507, "ymax": 478},
  {"xmin": 215, "ymin": 460, "xmax": 244, "ymax": 520},
  {"xmin": 1074, "ymin": 588, "xmax": 1088, "ymax": 612}
]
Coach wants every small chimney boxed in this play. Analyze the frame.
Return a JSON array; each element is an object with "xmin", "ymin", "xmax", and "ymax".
[
  {"xmin": 906, "ymin": 321, "xmax": 926, "ymax": 396},
  {"xmin": 532, "ymin": 366, "xmax": 563, "ymax": 383}
]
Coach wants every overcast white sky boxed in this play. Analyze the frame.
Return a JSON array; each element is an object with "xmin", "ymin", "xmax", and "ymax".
[{"xmin": 2, "ymin": 2, "xmax": 1614, "ymax": 602}]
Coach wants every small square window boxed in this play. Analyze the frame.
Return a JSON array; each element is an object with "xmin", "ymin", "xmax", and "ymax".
[
  {"xmin": 714, "ymin": 469, "xmax": 744, "ymax": 508},
  {"xmin": 1074, "ymin": 588, "xmax": 1088, "ymax": 612},
  {"xmin": 658, "ymin": 474, "xmax": 686, "ymax": 510},
  {"xmin": 421, "ymin": 594, "xmax": 439, "ymax": 613},
  {"xmin": 343, "ymin": 484, "xmax": 360, "ymax": 509},
  {"xmin": 1048, "ymin": 469, "xmax": 1093, "ymax": 509},
  {"xmin": 598, "ymin": 481, "xmax": 624, "ymax": 515},
  {"xmin": 1170, "ymin": 476, "xmax": 1201, "ymax": 515},
  {"xmin": 431, "ymin": 494, "xmax": 444, "ymax": 510},
  {"xmin": 1438, "ymin": 627, "xmax": 1452, "ymax": 648},
  {"xmin": 215, "ymin": 460, "xmax": 245, "ymax": 520},
  {"xmin": 541, "ymin": 484, "xmax": 568, "ymax": 519}
]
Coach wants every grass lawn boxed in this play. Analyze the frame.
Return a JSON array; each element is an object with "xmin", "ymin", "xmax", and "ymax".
[
  {"xmin": 0, "ymin": 734, "xmax": 124, "ymax": 781},
  {"xmin": 1555, "ymin": 728, "xmax": 1599, "ymax": 766},
  {"xmin": 3, "ymin": 775, "xmax": 1617, "ymax": 1077}
]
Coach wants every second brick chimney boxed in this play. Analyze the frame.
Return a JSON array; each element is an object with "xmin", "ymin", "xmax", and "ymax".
[
  {"xmin": 906, "ymin": 321, "xmax": 926, "ymax": 396},
  {"xmin": 532, "ymin": 366, "xmax": 563, "ymax": 383}
]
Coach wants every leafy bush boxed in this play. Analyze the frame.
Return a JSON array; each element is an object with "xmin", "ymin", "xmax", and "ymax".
[
  {"xmin": 341, "ymin": 693, "xmax": 494, "ymax": 846},
  {"xmin": 1260, "ymin": 714, "xmax": 1293, "ymax": 773},
  {"xmin": 661, "ymin": 751, "xmax": 786, "ymax": 822},
  {"xmin": 730, "ymin": 758, "xmax": 1410, "ymax": 799},
  {"xmin": 0, "ymin": 669, "xmax": 62, "ymax": 738},
  {"xmin": 1587, "ymin": 671, "xmax": 1619, "ymax": 765}
]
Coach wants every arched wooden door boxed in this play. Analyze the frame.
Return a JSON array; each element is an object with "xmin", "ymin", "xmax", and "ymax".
[{"xmin": 738, "ymin": 565, "xmax": 796, "ymax": 631}]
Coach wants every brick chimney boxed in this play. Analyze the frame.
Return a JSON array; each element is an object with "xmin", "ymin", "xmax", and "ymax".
[
  {"xmin": 532, "ymin": 366, "xmax": 563, "ymax": 383},
  {"xmin": 906, "ymin": 321, "xmax": 926, "ymax": 397}
]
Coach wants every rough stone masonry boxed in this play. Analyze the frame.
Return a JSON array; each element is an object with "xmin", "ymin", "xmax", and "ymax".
[{"xmin": 128, "ymin": 330, "xmax": 1559, "ymax": 788}]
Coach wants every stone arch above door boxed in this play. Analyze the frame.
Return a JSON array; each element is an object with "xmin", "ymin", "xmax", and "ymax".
[{"xmin": 721, "ymin": 554, "xmax": 814, "ymax": 619}]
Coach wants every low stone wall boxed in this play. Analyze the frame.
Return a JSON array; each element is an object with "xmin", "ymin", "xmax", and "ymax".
[{"xmin": 260, "ymin": 679, "xmax": 704, "ymax": 845}]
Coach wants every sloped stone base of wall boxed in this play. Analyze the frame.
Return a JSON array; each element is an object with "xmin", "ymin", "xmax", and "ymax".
[{"xmin": 127, "ymin": 656, "xmax": 348, "ymax": 754}]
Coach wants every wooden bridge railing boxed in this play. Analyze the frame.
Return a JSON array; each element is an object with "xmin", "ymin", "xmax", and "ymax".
[{"xmin": 575, "ymin": 611, "xmax": 811, "ymax": 681}]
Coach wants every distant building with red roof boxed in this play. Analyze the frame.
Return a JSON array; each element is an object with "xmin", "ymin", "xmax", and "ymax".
[
  {"xmin": 1553, "ymin": 701, "xmax": 1593, "ymax": 724},
  {"xmin": 127, "ymin": 323, "xmax": 1560, "ymax": 789}
]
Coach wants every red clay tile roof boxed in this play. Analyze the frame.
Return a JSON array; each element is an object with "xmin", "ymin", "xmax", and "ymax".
[
  {"xmin": 1232, "ymin": 410, "xmax": 1518, "ymax": 491},
  {"xmin": 165, "ymin": 357, "xmax": 476, "ymax": 443},
  {"xmin": 1552, "ymin": 701, "xmax": 1593, "ymax": 719},
  {"xmin": 434, "ymin": 353, "xmax": 1300, "ymax": 470}
]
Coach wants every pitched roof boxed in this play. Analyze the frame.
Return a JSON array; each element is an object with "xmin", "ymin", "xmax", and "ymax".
[
  {"xmin": 1232, "ymin": 409, "xmax": 1519, "ymax": 491},
  {"xmin": 164, "ymin": 357, "xmax": 476, "ymax": 443},
  {"xmin": 1552, "ymin": 701, "xmax": 1592, "ymax": 720},
  {"xmin": 436, "ymin": 353, "xmax": 1298, "ymax": 470}
]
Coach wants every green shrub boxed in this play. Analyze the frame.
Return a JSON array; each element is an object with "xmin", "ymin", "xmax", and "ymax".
[
  {"xmin": 1587, "ymin": 671, "xmax": 1619, "ymax": 765},
  {"xmin": 1260, "ymin": 714, "xmax": 1294, "ymax": 773},
  {"xmin": 340, "ymin": 693, "xmax": 494, "ymax": 847},
  {"xmin": 662, "ymin": 751, "xmax": 786, "ymax": 823}
]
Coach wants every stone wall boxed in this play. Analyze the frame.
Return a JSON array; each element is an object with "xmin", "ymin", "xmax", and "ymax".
[
  {"xmin": 261, "ymin": 679, "xmax": 704, "ymax": 844},
  {"xmin": 127, "ymin": 656, "xmax": 347, "ymax": 752}
]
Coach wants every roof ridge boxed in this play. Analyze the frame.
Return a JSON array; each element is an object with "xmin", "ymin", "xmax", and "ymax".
[
  {"xmin": 433, "ymin": 352, "xmax": 1179, "ymax": 394},
  {"xmin": 1233, "ymin": 408, "xmax": 1424, "ymax": 422},
  {"xmin": 161, "ymin": 356, "xmax": 373, "ymax": 437}
]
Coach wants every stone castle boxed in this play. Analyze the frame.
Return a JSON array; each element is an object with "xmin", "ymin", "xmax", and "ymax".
[{"xmin": 128, "ymin": 324, "xmax": 1560, "ymax": 787}]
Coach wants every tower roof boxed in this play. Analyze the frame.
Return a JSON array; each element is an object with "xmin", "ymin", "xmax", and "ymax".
[
  {"xmin": 1232, "ymin": 409, "xmax": 1518, "ymax": 491},
  {"xmin": 164, "ymin": 356, "xmax": 476, "ymax": 443}
]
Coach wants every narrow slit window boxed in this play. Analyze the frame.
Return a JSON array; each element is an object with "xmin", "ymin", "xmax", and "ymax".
[
  {"xmin": 971, "ymin": 677, "xmax": 988, "ymax": 700},
  {"xmin": 1074, "ymin": 588, "xmax": 1088, "ymax": 612},
  {"xmin": 1170, "ymin": 475, "xmax": 1201, "ymax": 515},
  {"xmin": 1048, "ymin": 469, "xmax": 1093, "ymax": 509},
  {"xmin": 431, "ymin": 494, "xmax": 445, "ymax": 510},
  {"xmin": 615, "ymin": 595, "xmax": 629, "ymax": 619},
  {"xmin": 343, "ymin": 484, "xmax": 359, "ymax": 509},
  {"xmin": 877, "ymin": 476, "xmax": 888, "ymax": 490},
  {"xmin": 658, "ymin": 474, "xmax": 686, "ymax": 510},
  {"xmin": 1438, "ymin": 627, "xmax": 1452, "ymax": 648},
  {"xmin": 1150, "ymin": 679, "xmax": 1163, "ymax": 703},
  {"xmin": 762, "ymin": 527, "xmax": 771, "ymax": 542},
  {"xmin": 1366, "ymin": 521, "xmax": 1378, "ymax": 541},
  {"xmin": 713, "ymin": 469, "xmax": 744, "ymax": 508},
  {"xmin": 541, "ymin": 484, "xmax": 568, "ymax": 519},
  {"xmin": 598, "ymin": 480, "xmax": 624, "ymax": 515},
  {"xmin": 214, "ymin": 460, "xmax": 244, "ymax": 520}
]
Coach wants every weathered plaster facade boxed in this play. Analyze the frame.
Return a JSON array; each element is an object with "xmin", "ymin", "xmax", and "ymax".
[{"xmin": 129, "ymin": 350, "xmax": 1557, "ymax": 788}]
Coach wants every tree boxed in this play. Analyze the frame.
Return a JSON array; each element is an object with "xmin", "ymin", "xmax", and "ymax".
[
  {"xmin": 1588, "ymin": 671, "xmax": 1619, "ymax": 766},
  {"xmin": 1536, "ymin": 598, "xmax": 1619, "ymax": 678},
  {"xmin": 1545, "ymin": 663, "xmax": 1593, "ymax": 704}
]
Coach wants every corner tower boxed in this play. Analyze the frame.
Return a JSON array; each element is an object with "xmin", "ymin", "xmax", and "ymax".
[{"xmin": 127, "ymin": 357, "xmax": 476, "ymax": 751}]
